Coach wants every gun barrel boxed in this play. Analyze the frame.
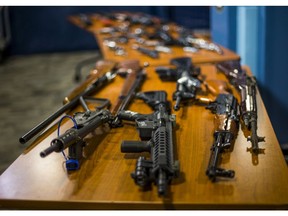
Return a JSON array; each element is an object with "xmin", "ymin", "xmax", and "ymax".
[
  {"xmin": 19, "ymin": 97, "xmax": 79, "ymax": 144},
  {"xmin": 39, "ymin": 109, "xmax": 111, "ymax": 158},
  {"xmin": 19, "ymin": 72, "xmax": 114, "ymax": 144},
  {"xmin": 248, "ymin": 120, "xmax": 265, "ymax": 154},
  {"xmin": 40, "ymin": 142, "xmax": 62, "ymax": 158},
  {"xmin": 157, "ymin": 170, "xmax": 168, "ymax": 196},
  {"xmin": 174, "ymin": 96, "xmax": 181, "ymax": 111}
]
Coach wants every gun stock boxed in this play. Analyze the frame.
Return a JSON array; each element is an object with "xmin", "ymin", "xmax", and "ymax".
[
  {"xmin": 110, "ymin": 59, "xmax": 146, "ymax": 127},
  {"xmin": 65, "ymin": 60, "xmax": 117, "ymax": 103}
]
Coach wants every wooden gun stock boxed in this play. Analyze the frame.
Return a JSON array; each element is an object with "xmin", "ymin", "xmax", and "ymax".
[
  {"xmin": 214, "ymin": 114, "xmax": 239, "ymax": 137},
  {"xmin": 110, "ymin": 59, "xmax": 144, "ymax": 115},
  {"xmin": 64, "ymin": 60, "xmax": 117, "ymax": 103}
]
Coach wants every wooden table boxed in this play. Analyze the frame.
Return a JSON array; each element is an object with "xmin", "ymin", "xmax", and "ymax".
[
  {"xmin": 0, "ymin": 64, "xmax": 287, "ymax": 210},
  {"xmin": 68, "ymin": 15, "xmax": 240, "ymax": 66}
]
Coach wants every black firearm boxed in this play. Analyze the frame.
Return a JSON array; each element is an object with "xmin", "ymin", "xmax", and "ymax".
[
  {"xmin": 40, "ymin": 108, "xmax": 112, "ymax": 171},
  {"xmin": 19, "ymin": 60, "xmax": 118, "ymax": 144},
  {"xmin": 155, "ymin": 57, "xmax": 202, "ymax": 111},
  {"xmin": 132, "ymin": 44, "xmax": 159, "ymax": 59},
  {"xmin": 118, "ymin": 91, "xmax": 179, "ymax": 196},
  {"xmin": 206, "ymin": 93, "xmax": 240, "ymax": 182},
  {"xmin": 147, "ymin": 27, "xmax": 177, "ymax": 46},
  {"xmin": 40, "ymin": 59, "xmax": 146, "ymax": 171},
  {"xmin": 109, "ymin": 59, "xmax": 147, "ymax": 127},
  {"xmin": 216, "ymin": 60, "xmax": 265, "ymax": 155}
]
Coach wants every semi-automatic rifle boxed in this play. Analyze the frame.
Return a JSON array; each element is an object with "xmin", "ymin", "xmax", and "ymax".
[
  {"xmin": 206, "ymin": 93, "xmax": 240, "ymax": 181},
  {"xmin": 19, "ymin": 60, "xmax": 118, "ymax": 144},
  {"xmin": 39, "ymin": 59, "xmax": 146, "ymax": 171},
  {"xmin": 118, "ymin": 90, "xmax": 179, "ymax": 196},
  {"xmin": 216, "ymin": 60, "xmax": 265, "ymax": 155},
  {"xmin": 155, "ymin": 57, "xmax": 202, "ymax": 111},
  {"xmin": 65, "ymin": 60, "xmax": 117, "ymax": 102}
]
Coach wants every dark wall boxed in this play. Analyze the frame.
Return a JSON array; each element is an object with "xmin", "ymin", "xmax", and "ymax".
[
  {"xmin": 7, "ymin": 6, "xmax": 210, "ymax": 56},
  {"xmin": 261, "ymin": 6, "xmax": 288, "ymax": 144}
]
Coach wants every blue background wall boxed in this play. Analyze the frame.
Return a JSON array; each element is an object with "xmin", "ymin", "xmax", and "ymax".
[
  {"xmin": 7, "ymin": 6, "xmax": 210, "ymax": 56},
  {"xmin": 261, "ymin": 7, "xmax": 288, "ymax": 145}
]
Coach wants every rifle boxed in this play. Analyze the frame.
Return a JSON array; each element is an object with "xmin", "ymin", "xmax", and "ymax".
[
  {"xmin": 110, "ymin": 59, "xmax": 147, "ymax": 127},
  {"xmin": 206, "ymin": 93, "xmax": 240, "ymax": 182},
  {"xmin": 19, "ymin": 60, "xmax": 118, "ymax": 144},
  {"xmin": 155, "ymin": 57, "xmax": 202, "ymax": 110},
  {"xmin": 118, "ymin": 90, "xmax": 179, "ymax": 196},
  {"xmin": 65, "ymin": 60, "xmax": 117, "ymax": 102},
  {"xmin": 216, "ymin": 60, "xmax": 265, "ymax": 155},
  {"xmin": 39, "ymin": 59, "xmax": 146, "ymax": 171}
]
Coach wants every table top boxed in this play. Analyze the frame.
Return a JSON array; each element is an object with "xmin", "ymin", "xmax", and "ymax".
[
  {"xmin": 68, "ymin": 15, "xmax": 240, "ymax": 66},
  {"xmin": 0, "ymin": 64, "xmax": 287, "ymax": 210}
]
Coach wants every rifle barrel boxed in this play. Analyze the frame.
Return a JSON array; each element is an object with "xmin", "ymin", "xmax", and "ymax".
[
  {"xmin": 19, "ymin": 97, "xmax": 79, "ymax": 144},
  {"xmin": 19, "ymin": 72, "xmax": 114, "ymax": 144}
]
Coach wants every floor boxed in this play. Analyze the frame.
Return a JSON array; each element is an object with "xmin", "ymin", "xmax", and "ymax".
[{"xmin": 0, "ymin": 50, "xmax": 100, "ymax": 174}]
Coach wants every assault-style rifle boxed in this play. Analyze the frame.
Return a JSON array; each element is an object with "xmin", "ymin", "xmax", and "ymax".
[
  {"xmin": 216, "ymin": 60, "xmax": 265, "ymax": 156},
  {"xmin": 118, "ymin": 91, "xmax": 179, "ymax": 196},
  {"xmin": 39, "ymin": 59, "xmax": 146, "ymax": 171},
  {"xmin": 19, "ymin": 60, "xmax": 118, "ymax": 144},
  {"xmin": 206, "ymin": 93, "xmax": 240, "ymax": 181},
  {"xmin": 155, "ymin": 57, "xmax": 202, "ymax": 111}
]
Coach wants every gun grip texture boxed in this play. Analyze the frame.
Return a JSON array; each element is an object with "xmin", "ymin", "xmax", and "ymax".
[{"xmin": 121, "ymin": 141, "xmax": 151, "ymax": 153}]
